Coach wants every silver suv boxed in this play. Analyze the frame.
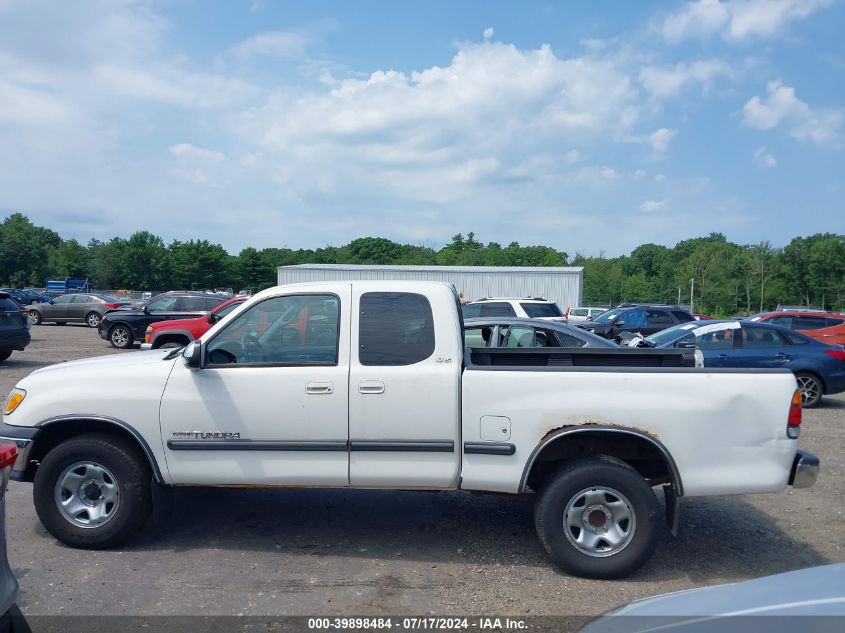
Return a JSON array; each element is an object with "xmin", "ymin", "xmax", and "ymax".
[{"xmin": 461, "ymin": 297, "xmax": 565, "ymax": 321}]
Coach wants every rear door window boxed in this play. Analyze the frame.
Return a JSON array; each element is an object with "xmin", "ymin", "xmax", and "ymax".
[
  {"xmin": 464, "ymin": 326, "xmax": 493, "ymax": 348},
  {"xmin": 741, "ymin": 325, "xmax": 786, "ymax": 348},
  {"xmin": 179, "ymin": 296, "xmax": 208, "ymax": 312},
  {"xmin": 671, "ymin": 310, "xmax": 694, "ymax": 322},
  {"xmin": 570, "ymin": 308, "xmax": 588, "ymax": 317},
  {"xmin": 0, "ymin": 298, "xmax": 20, "ymax": 310},
  {"xmin": 792, "ymin": 316, "xmax": 830, "ymax": 330},
  {"xmin": 646, "ymin": 310, "xmax": 674, "ymax": 327},
  {"xmin": 480, "ymin": 302, "xmax": 516, "ymax": 317},
  {"xmin": 500, "ymin": 326, "xmax": 536, "ymax": 347},
  {"xmin": 826, "ymin": 317, "xmax": 845, "ymax": 327},
  {"xmin": 461, "ymin": 304, "xmax": 481, "ymax": 318},
  {"xmin": 147, "ymin": 296, "xmax": 179, "ymax": 312},
  {"xmin": 359, "ymin": 292, "xmax": 435, "ymax": 366},
  {"xmin": 520, "ymin": 303, "xmax": 562, "ymax": 318}
]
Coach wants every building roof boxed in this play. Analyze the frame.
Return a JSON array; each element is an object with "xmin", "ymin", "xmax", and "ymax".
[{"xmin": 278, "ymin": 264, "xmax": 584, "ymax": 274}]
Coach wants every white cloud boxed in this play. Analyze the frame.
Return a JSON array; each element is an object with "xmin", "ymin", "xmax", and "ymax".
[
  {"xmin": 634, "ymin": 169, "xmax": 648, "ymax": 177},
  {"xmin": 483, "ymin": 27, "xmax": 494, "ymax": 41},
  {"xmin": 223, "ymin": 31, "xmax": 310, "ymax": 62},
  {"xmin": 169, "ymin": 143, "xmax": 225, "ymax": 161},
  {"xmin": 600, "ymin": 166, "xmax": 619, "ymax": 179},
  {"xmin": 654, "ymin": 173, "xmax": 667, "ymax": 182},
  {"xmin": 563, "ymin": 149, "xmax": 580, "ymax": 164},
  {"xmin": 660, "ymin": 0, "xmax": 832, "ymax": 42},
  {"xmin": 640, "ymin": 200, "xmax": 670, "ymax": 213},
  {"xmin": 743, "ymin": 81, "xmax": 842, "ymax": 145},
  {"xmin": 638, "ymin": 59, "xmax": 732, "ymax": 99},
  {"xmin": 648, "ymin": 128, "xmax": 677, "ymax": 152},
  {"xmin": 753, "ymin": 146, "xmax": 776, "ymax": 168}
]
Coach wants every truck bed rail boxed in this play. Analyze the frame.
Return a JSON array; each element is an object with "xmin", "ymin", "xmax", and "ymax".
[{"xmin": 465, "ymin": 347, "xmax": 696, "ymax": 368}]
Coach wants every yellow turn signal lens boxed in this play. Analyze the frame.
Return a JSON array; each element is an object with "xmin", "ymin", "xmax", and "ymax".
[{"xmin": 4, "ymin": 389, "xmax": 25, "ymax": 415}]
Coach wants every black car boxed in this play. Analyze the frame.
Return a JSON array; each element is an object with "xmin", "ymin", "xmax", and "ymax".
[
  {"xmin": 0, "ymin": 293, "xmax": 31, "ymax": 362},
  {"xmin": 98, "ymin": 291, "xmax": 229, "ymax": 349},
  {"xmin": 464, "ymin": 317, "xmax": 618, "ymax": 349},
  {"xmin": 0, "ymin": 288, "xmax": 47, "ymax": 306},
  {"xmin": 574, "ymin": 303, "xmax": 695, "ymax": 341}
]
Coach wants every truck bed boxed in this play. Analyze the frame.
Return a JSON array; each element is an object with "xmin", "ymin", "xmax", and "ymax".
[{"xmin": 465, "ymin": 347, "xmax": 697, "ymax": 368}]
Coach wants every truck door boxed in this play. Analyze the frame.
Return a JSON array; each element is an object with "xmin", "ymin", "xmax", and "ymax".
[
  {"xmin": 159, "ymin": 285, "xmax": 351, "ymax": 486},
  {"xmin": 348, "ymin": 283, "xmax": 462, "ymax": 489}
]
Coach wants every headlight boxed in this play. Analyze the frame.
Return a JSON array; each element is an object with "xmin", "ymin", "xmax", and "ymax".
[{"xmin": 4, "ymin": 388, "xmax": 26, "ymax": 416}]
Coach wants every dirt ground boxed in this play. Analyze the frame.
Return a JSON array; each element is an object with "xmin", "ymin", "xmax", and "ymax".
[{"xmin": 1, "ymin": 324, "xmax": 842, "ymax": 618}]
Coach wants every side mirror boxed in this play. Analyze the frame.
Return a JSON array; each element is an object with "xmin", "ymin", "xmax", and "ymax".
[
  {"xmin": 49, "ymin": 299, "xmax": 55, "ymax": 304},
  {"xmin": 182, "ymin": 341, "xmax": 203, "ymax": 369},
  {"xmin": 676, "ymin": 341, "xmax": 697, "ymax": 349},
  {"xmin": 207, "ymin": 312, "xmax": 216, "ymax": 324},
  {"xmin": 613, "ymin": 320, "xmax": 625, "ymax": 328}
]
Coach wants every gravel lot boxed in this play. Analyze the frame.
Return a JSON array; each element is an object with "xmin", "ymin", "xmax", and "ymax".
[{"xmin": 1, "ymin": 324, "xmax": 843, "ymax": 618}]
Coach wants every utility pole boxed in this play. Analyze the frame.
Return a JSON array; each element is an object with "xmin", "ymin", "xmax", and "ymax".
[
  {"xmin": 690, "ymin": 277, "xmax": 695, "ymax": 313},
  {"xmin": 677, "ymin": 286, "xmax": 681, "ymax": 306}
]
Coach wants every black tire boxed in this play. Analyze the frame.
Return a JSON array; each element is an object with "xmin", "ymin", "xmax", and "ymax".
[
  {"xmin": 33, "ymin": 434, "xmax": 152, "ymax": 549},
  {"xmin": 0, "ymin": 350, "xmax": 11, "ymax": 362},
  {"xmin": 85, "ymin": 312, "xmax": 101, "ymax": 328},
  {"xmin": 534, "ymin": 458, "xmax": 661, "ymax": 579},
  {"xmin": 795, "ymin": 371, "xmax": 823, "ymax": 408},
  {"xmin": 109, "ymin": 324, "xmax": 133, "ymax": 349},
  {"xmin": 28, "ymin": 310, "xmax": 41, "ymax": 325}
]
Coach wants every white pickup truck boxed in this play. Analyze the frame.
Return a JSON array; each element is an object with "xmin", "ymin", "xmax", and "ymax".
[{"xmin": 1, "ymin": 281, "xmax": 819, "ymax": 578}]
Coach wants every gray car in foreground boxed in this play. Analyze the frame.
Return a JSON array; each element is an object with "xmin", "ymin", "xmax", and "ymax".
[
  {"xmin": 580, "ymin": 563, "xmax": 845, "ymax": 632},
  {"xmin": 464, "ymin": 317, "xmax": 619, "ymax": 349}
]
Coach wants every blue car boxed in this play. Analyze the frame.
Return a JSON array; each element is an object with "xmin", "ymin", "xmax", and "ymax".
[{"xmin": 642, "ymin": 320, "xmax": 845, "ymax": 408}]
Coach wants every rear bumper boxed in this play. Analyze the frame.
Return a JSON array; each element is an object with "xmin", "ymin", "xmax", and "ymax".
[
  {"xmin": 0, "ymin": 331, "xmax": 30, "ymax": 351},
  {"xmin": 0, "ymin": 422, "xmax": 40, "ymax": 482},
  {"xmin": 140, "ymin": 343, "xmax": 152, "ymax": 350},
  {"xmin": 788, "ymin": 450, "xmax": 819, "ymax": 489}
]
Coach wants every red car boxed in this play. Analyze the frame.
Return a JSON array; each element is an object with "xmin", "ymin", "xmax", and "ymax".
[
  {"xmin": 748, "ymin": 311, "xmax": 845, "ymax": 346},
  {"xmin": 140, "ymin": 296, "xmax": 247, "ymax": 350}
]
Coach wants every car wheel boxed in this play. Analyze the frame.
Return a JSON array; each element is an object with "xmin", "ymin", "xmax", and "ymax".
[
  {"xmin": 795, "ymin": 372, "xmax": 823, "ymax": 408},
  {"xmin": 85, "ymin": 312, "xmax": 102, "ymax": 328},
  {"xmin": 33, "ymin": 434, "xmax": 153, "ymax": 549},
  {"xmin": 29, "ymin": 310, "xmax": 42, "ymax": 325},
  {"xmin": 534, "ymin": 457, "xmax": 661, "ymax": 579},
  {"xmin": 109, "ymin": 325, "xmax": 133, "ymax": 349},
  {"xmin": 0, "ymin": 350, "xmax": 11, "ymax": 362}
]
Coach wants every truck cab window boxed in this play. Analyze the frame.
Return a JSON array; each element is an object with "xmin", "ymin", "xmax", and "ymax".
[
  {"xmin": 206, "ymin": 294, "xmax": 339, "ymax": 365},
  {"xmin": 359, "ymin": 292, "xmax": 435, "ymax": 366}
]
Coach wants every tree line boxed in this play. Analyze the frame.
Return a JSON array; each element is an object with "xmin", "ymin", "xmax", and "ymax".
[{"xmin": 1, "ymin": 212, "xmax": 843, "ymax": 315}]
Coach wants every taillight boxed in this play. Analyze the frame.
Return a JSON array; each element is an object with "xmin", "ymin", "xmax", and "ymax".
[
  {"xmin": 565, "ymin": 307, "xmax": 571, "ymax": 318},
  {"xmin": 825, "ymin": 349, "xmax": 845, "ymax": 361},
  {"xmin": 0, "ymin": 443, "xmax": 18, "ymax": 498},
  {"xmin": 787, "ymin": 388, "xmax": 802, "ymax": 438},
  {"xmin": 104, "ymin": 303, "xmax": 121, "ymax": 309}
]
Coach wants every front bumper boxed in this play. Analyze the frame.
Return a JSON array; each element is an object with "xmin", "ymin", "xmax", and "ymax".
[
  {"xmin": 788, "ymin": 450, "xmax": 820, "ymax": 489},
  {"xmin": 0, "ymin": 422, "xmax": 40, "ymax": 482}
]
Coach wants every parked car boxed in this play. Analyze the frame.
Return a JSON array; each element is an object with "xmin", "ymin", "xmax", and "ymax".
[
  {"xmin": 464, "ymin": 317, "xmax": 617, "ymax": 349},
  {"xmin": 0, "ymin": 443, "xmax": 19, "ymax": 628},
  {"xmin": 0, "ymin": 292, "xmax": 31, "ymax": 363},
  {"xmin": 28, "ymin": 293, "xmax": 131, "ymax": 328},
  {"xmin": 1, "ymin": 281, "xmax": 818, "ymax": 579},
  {"xmin": 564, "ymin": 306, "xmax": 607, "ymax": 322},
  {"xmin": 98, "ymin": 291, "xmax": 230, "ymax": 349},
  {"xmin": 691, "ymin": 312, "xmax": 714, "ymax": 320},
  {"xmin": 580, "ymin": 563, "xmax": 845, "ymax": 632},
  {"xmin": 574, "ymin": 303, "xmax": 695, "ymax": 340},
  {"xmin": 642, "ymin": 320, "xmax": 845, "ymax": 407},
  {"xmin": 746, "ymin": 311, "xmax": 845, "ymax": 346},
  {"xmin": 0, "ymin": 288, "xmax": 48, "ymax": 306},
  {"xmin": 462, "ymin": 297, "xmax": 566, "ymax": 321},
  {"xmin": 141, "ymin": 295, "xmax": 248, "ymax": 350}
]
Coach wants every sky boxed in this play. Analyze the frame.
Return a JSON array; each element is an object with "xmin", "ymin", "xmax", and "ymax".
[{"xmin": 1, "ymin": 0, "xmax": 843, "ymax": 257}]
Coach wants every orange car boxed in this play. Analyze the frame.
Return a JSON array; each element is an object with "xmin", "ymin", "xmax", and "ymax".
[{"xmin": 749, "ymin": 311, "xmax": 845, "ymax": 346}]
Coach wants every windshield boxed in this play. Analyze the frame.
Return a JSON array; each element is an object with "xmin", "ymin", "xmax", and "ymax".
[
  {"xmin": 644, "ymin": 322, "xmax": 701, "ymax": 346},
  {"xmin": 592, "ymin": 307, "xmax": 625, "ymax": 323},
  {"xmin": 520, "ymin": 302, "xmax": 562, "ymax": 318}
]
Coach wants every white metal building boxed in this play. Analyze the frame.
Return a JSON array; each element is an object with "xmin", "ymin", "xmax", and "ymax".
[{"xmin": 277, "ymin": 264, "xmax": 584, "ymax": 308}]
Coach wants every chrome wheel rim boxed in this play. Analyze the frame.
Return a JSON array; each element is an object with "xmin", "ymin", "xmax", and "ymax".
[
  {"xmin": 87, "ymin": 313, "xmax": 100, "ymax": 327},
  {"xmin": 54, "ymin": 461, "xmax": 120, "ymax": 528},
  {"xmin": 30, "ymin": 312, "xmax": 40, "ymax": 325},
  {"xmin": 797, "ymin": 375, "xmax": 820, "ymax": 406},
  {"xmin": 111, "ymin": 328, "xmax": 129, "ymax": 347},
  {"xmin": 563, "ymin": 486, "xmax": 636, "ymax": 558}
]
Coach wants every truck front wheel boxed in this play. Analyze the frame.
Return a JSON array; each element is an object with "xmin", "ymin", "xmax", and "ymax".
[
  {"xmin": 534, "ymin": 458, "xmax": 661, "ymax": 579},
  {"xmin": 33, "ymin": 434, "xmax": 153, "ymax": 549}
]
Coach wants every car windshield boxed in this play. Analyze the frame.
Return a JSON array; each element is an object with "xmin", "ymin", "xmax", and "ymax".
[
  {"xmin": 592, "ymin": 307, "xmax": 625, "ymax": 323},
  {"xmin": 520, "ymin": 303, "xmax": 562, "ymax": 318},
  {"xmin": 644, "ymin": 322, "xmax": 702, "ymax": 346}
]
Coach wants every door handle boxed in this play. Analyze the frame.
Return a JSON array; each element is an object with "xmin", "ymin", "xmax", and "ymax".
[
  {"xmin": 306, "ymin": 381, "xmax": 333, "ymax": 395},
  {"xmin": 718, "ymin": 354, "xmax": 730, "ymax": 359},
  {"xmin": 358, "ymin": 380, "xmax": 385, "ymax": 394}
]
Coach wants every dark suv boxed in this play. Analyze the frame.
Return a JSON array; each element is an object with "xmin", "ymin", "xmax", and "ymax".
[
  {"xmin": 573, "ymin": 303, "xmax": 695, "ymax": 340},
  {"xmin": 98, "ymin": 292, "xmax": 229, "ymax": 349},
  {"xmin": 0, "ymin": 292, "xmax": 31, "ymax": 362}
]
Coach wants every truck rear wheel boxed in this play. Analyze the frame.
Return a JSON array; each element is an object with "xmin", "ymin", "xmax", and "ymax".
[
  {"xmin": 534, "ymin": 458, "xmax": 661, "ymax": 579},
  {"xmin": 33, "ymin": 434, "xmax": 153, "ymax": 549}
]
